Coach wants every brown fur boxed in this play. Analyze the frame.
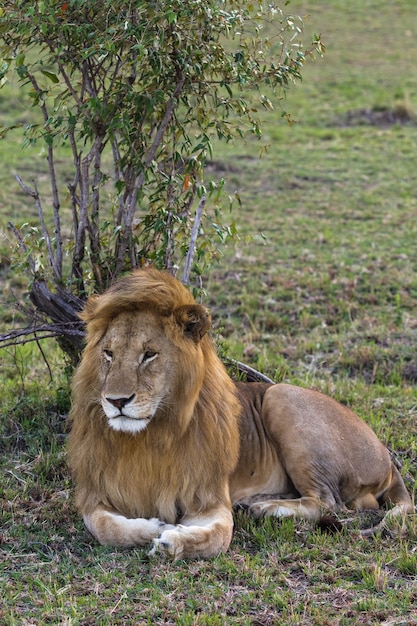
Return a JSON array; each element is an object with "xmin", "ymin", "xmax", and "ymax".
[
  {"xmin": 231, "ymin": 382, "xmax": 413, "ymax": 535},
  {"xmin": 68, "ymin": 269, "xmax": 413, "ymax": 559}
]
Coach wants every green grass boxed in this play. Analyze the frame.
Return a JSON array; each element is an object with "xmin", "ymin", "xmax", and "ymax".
[{"xmin": 1, "ymin": 0, "xmax": 417, "ymax": 623}]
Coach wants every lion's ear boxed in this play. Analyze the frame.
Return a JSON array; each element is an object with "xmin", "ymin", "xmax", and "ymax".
[{"xmin": 174, "ymin": 304, "xmax": 211, "ymax": 342}]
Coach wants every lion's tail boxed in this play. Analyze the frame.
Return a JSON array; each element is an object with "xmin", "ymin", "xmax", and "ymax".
[{"xmin": 361, "ymin": 463, "xmax": 414, "ymax": 538}]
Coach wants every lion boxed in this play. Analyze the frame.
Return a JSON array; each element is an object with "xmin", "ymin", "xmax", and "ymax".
[{"xmin": 67, "ymin": 268, "xmax": 413, "ymax": 559}]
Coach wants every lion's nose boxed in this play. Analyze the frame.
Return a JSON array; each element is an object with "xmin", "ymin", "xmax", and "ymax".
[{"xmin": 106, "ymin": 394, "xmax": 135, "ymax": 410}]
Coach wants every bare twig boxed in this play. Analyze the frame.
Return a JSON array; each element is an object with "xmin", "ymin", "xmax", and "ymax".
[
  {"xmin": 225, "ymin": 357, "xmax": 275, "ymax": 384},
  {"xmin": 47, "ymin": 143, "xmax": 63, "ymax": 280},
  {"xmin": 0, "ymin": 323, "xmax": 85, "ymax": 349},
  {"xmin": 164, "ymin": 209, "xmax": 175, "ymax": 275},
  {"xmin": 182, "ymin": 194, "xmax": 206, "ymax": 286},
  {"xmin": 88, "ymin": 135, "xmax": 105, "ymax": 291},
  {"xmin": 8, "ymin": 222, "xmax": 36, "ymax": 273},
  {"xmin": 33, "ymin": 330, "xmax": 53, "ymax": 382},
  {"xmin": 164, "ymin": 155, "xmax": 177, "ymax": 274},
  {"xmin": 56, "ymin": 59, "xmax": 91, "ymax": 117},
  {"xmin": 15, "ymin": 176, "xmax": 61, "ymax": 280},
  {"xmin": 138, "ymin": 74, "xmax": 186, "ymax": 192},
  {"xmin": 70, "ymin": 148, "xmax": 94, "ymax": 293},
  {"xmin": 67, "ymin": 127, "xmax": 84, "ymax": 293},
  {"xmin": 24, "ymin": 71, "xmax": 63, "ymax": 279}
]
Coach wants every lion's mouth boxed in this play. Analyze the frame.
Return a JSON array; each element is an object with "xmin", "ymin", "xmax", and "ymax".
[
  {"xmin": 116, "ymin": 414, "xmax": 151, "ymax": 421},
  {"xmin": 107, "ymin": 414, "xmax": 152, "ymax": 434}
]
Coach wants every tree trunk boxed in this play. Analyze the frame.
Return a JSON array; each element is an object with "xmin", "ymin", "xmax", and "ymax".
[{"xmin": 29, "ymin": 280, "xmax": 86, "ymax": 364}]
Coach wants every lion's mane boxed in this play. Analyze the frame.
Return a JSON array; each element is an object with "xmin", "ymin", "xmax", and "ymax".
[{"xmin": 68, "ymin": 269, "xmax": 241, "ymax": 524}]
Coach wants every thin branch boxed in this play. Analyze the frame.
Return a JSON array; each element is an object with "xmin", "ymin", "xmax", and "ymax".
[
  {"xmin": 111, "ymin": 139, "xmax": 125, "ymax": 226},
  {"xmin": 88, "ymin": 135, "xmax": 105, "ymax": 291},
  {"xmin": 178, "ymin": 177, "xmax": 198, "ymax": 219},
  {"xmin": 33, "ymin": 329, "xmax": 53, "ymax": 382},
  {"xmin": 164, "ymin": 183, "xmax": 175, "ymax": 274},
  {"xmin": 225, "ymin": 357, "xmax": 275, "ymax": 384},
  {"xmin": 124, "ymin": 68, "xmax": 188, "ymax": 232},
  {"xmin": 114, "ymin": 74, "xmax": 187, "ymax": 275},
  {"xmin": 25, "ymin": 71, "xmax": 63, "ymax": 279},
  {"xmin": 0, "ymin": 323, "xmax": 85, "ymax": 349},
  {"xmin": 47, "ymin": 143, "xmax": 63, "ymax": 279},
  {"xmin": 70, "ymin": 144, "xmax": 96, "ymax": 293},
  {"xmin": 15, "ymin": 176, "xmax": 60, "ymax": 281},
  {"xmin": 182, "ymin": 194, "xmax": 206, "ymax": 285},
  {"xmin": 8, "ymin": 222, "xmax": 36, "ymax": 273},
  {"xmin": 56, "ymin": 59, "xmax": 91, "ymax": 118},
  {"xmin": 103, "ymin": 52, "xmax": 124, "ymax": 101},
  {"xmin": 133, "ymin": 74, "xmax": 186, "ymax": 202},
  {"xmin": 67, "ymin": 125, "xmax": 84, "ymax": 291}
]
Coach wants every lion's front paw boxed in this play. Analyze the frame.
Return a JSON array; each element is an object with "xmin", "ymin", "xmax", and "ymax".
[
  {"xmin": 141, "ymin": 517, "xmax": 171, "ymax": 538},
  {"xmin": 149, "ymin": 528, "xmax": 185, "ymax": 560}
]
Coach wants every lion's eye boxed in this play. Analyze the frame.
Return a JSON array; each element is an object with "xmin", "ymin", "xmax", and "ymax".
[
  {"xmin": 142, "ymin": 350, "xmax": 157, "ymax": 363},
  {"xmin": 103, "ymin": 349, "xmax": 113, "ymax": 362}
]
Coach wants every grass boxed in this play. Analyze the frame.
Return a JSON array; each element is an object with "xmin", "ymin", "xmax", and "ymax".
[{"xmin": 1, "ymin": 0, "xmax": 417, "ymax": 623}]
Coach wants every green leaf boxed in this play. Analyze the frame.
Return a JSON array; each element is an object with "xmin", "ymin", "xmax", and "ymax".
[
  {"xmin": 166, "ymin": 10, "xmax": 176, "ymax": 24},
  {"xmin": 40, "ymin": 70, "xmax": 59, "ymax": 83},
  {"xmin": 44, "ymin": 133, "xmax": 53, "ymax": 146}
]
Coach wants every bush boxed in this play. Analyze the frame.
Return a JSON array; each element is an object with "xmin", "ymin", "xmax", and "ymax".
[{"xmin": 0, "ymin": 1, "xmax": 323, "ymax": 361}]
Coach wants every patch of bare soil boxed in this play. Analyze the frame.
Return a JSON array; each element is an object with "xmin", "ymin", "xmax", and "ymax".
[{"xmin": 340, "ymin": 106, "xmax": 416, "ymax": 127}]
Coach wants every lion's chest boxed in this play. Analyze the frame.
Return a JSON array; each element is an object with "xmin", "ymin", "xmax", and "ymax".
[{"xmin": 101, "ymin": 446, "xmax": 183, "ymax": 524}]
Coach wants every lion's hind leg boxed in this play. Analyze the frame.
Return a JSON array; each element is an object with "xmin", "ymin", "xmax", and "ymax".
[
  {"xmin": 249, "ymin": 493, "xmax": 327, "ymax": 522},
  {"xmin": 361, "ymin": 464, "xmax": 414, "ymax": 537},
  {"xmin": 347, "ymin": 492, "xmax": 380, "ymax": 511}
]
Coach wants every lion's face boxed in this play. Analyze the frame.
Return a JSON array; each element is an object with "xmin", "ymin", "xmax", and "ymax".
[
  {"xmin": 97, "ymin": 307, "xmax": 209, "ymax": 434},
  {"xmin": 98, "ymin": 310, "xmax": 176, "ymax": 434}
]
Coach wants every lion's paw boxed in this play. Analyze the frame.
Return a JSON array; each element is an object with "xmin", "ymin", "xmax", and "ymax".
[
  {"xmin": 249, "ymin": 501, "xmax": 294, "ymax": 519},
  {"xmin": 149, "ymin": 518, "xmax": 176, "ymax": 530},
  {"xmin": 249, "ymin": 502, "xmax": 267, "ymax": 518},
  {"xmin": 136, "ymin": 517, "xmax": 172, "ymax": 539},
  {"xmin": 148, "ymin": 518, "xmax": 166, "ymax": 532},
  {"xmin": 149, "ymin": 528, "xmax": 185, "ymax": 560}
]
